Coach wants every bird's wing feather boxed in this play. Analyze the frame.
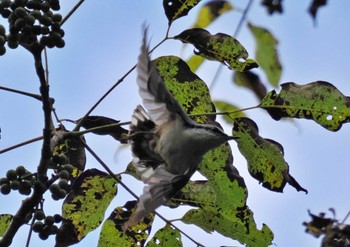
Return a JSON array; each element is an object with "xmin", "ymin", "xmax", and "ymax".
[
  {"xmin": 136, "ymin": 29, "xmax": 194, "ymax": 125},
  {"xmin": 124, "ymin": 164, "xmax": 189, "ymax": 229}
]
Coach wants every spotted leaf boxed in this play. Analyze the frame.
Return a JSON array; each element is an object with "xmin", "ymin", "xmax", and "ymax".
[
  {"xmin": 232, "ymin": 117, "xmax": 308, "ymax": 193},
  {"xmin": 261, "ymin": 81, "xmax": 350, "ymax": 131}
]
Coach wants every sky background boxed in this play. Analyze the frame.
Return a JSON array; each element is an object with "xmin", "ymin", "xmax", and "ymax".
[{"xmin": 1, "ymin": 1, "xmax": 350, "ymax": 246}]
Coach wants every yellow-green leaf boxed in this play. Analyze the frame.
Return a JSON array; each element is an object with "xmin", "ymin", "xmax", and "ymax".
[
  {"xmin": 261, "ymin": 81, "xmax": 350, "ymax": 131},
  {"xmin": 174, "ymin": 28, "xmax": 258, "ymax": 72},
  {"xmin": 163, "ymin": 0, "xmax": 201, "ymax": 24},
  {"xmin": 232, "ymin": 117, "xmax": 307, "ymax": 193},
  {"xmin": 192, "ymin": 0, "xmax": 233, "ymax": 29},
  {"xmin": 56, "ymin": 169, "xmax": 117, "ymax": 246},
  {"xmin": 181, "ymin": 144, "xmax": 274, "ymax": 247},
  {"xmin": 187, "ymin": 54, "xmax": 205, "ymax": 72},
  {"xmin": 248, "ymin": 23, "xmax": 282, "ymax": 87},
  {"xmin": 214, "ymin": 100, "xmax": 245, "ymax": 124},
  {"xmin": 153, "ymin": 55, "xmax": 215, "ymax": 124},
  {"xmin": 0, "ymin": 214, "xmax": 12, "ymax": 237},
  {"xmin": 98, "ymin": 201, "xmax": 154, "ymax": 247},
  {"xmin": 146, "ymin": 224, "xmax": 182, "ymax": 247}
]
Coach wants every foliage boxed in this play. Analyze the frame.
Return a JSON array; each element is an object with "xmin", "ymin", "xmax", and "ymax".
[{"xmin": 0, "ymin": 0, "xmax": 347, "ymax": 247}]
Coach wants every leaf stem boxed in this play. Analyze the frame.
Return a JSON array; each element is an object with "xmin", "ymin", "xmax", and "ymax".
[
  {"xmin": 70, "ymin": 121, "xmax": 131, "ymax": 137},
  {"xmin": 190, "ymin": 105, "xmax": 259, "ymax": 117}
]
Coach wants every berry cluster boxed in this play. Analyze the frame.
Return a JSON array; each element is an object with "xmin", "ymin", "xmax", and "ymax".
[
  {"xmin": 0, "ymin": 166, "xmax": 35, "ymax": 195},
  {"xmin": 0, "ymin": 0, "xmax": 63, "ymax": 55},
  {"xmin": 49, "ymin": 154, "xmax": 74, "ymax": 200},
  {"xmin": 32, "ymin": 210, "xmax": 62, "ymax": 240}
]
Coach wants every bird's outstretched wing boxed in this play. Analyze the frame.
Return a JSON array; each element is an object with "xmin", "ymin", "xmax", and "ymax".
[
  {"xmin": 136, "ymin": 29, "xmax": 194, "ymax": 125},
  {"xmin": 125, "ymin": 30, "xmax": 194, "ymax": 229},
  {"xmin": 127, "ymin": 105, "xmax": 191, "ymax": 229}
]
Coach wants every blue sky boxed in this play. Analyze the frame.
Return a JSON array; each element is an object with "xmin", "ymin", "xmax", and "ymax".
[{"xmin": 1, "ymin": 1, "xmax": 350, "ymax": 246}]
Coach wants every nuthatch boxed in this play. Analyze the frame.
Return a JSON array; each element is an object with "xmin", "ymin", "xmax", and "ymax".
[{"xmin": 124, "ymin": 30, "xmax": 234, "ymax": 228}]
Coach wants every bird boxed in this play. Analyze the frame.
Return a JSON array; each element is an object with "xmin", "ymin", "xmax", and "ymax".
[{"xmin": 124, "ymin": 29, "xmax": 234, "ymax": 229}]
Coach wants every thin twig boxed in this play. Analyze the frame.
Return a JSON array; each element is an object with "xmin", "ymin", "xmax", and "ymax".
[
  {"xmin": 82, "ymin": 142, "xmax": 204, "ymax": 247},
  {"xmin": 190, "ymin": 105, "xmax": 259, "ymax": 118},
  {"xmin": 60, "ymin": 0, "xmax": 86, "ymax": 26},
  {"xmin": 25, "ymin": 205, "xmax": 38, "ymax": 247},
  {"xmin": 0, "ymin": 136, "xmax": 43, "ymax": 154},
  {"xmin": 70, "ymin": 121, "xmax": 131, "ymax": 137},
  {"xmin": 341, "ymin": 210, "xmax": 350, "ymax": 224},
  {"xmin": 73, "ymin": 37, "xmax": 168, "ymax": 132},
  {"xmin": 209, "ymin": 0, "xmax": 255, "ymax": 90},
  {"xmin": 0, "ymin": 85, "xmax": 52, "ymax": 102}
]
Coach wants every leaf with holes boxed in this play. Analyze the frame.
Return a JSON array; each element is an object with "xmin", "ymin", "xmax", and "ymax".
[
  {"xmin": 98, "ymin": 201, "xmax": 154, "ymax": 246},
  {"xmin": 146, "ymin": 224, "xmax": 182, "ymax": 247},
  {"xmin": 261, "ymin": 81, "xmax": 350, "ymax": 131},
  {"xmin": 232, "ymin": 117, "xmax": 308, "ymax": 193},
  {"xmin": 234, "ymin": 71, "xmax": 267, "ymax": 100},
  {"xmin": 56, "ymin": 169, "xmax": 117, "ymax": 246},
  {"xmin": 78, "ymin": 116, "xmax": 128, "ymax": 143},
  {"xmin": 213, "ymin": 100, "xmax": 245, "ymax": 124},
  {"xmin": 174, "ymin": 28, "xmax": 258, "ymax": 72},
  {"xmin": 0, "ymin": 214, "xmax": 12, "ymax": 237},
  {"xmin": 248, "ymin": 23, "xmax": 282, "ymax": 87},
  {"xmin": 163, "ymin": 0, "xmax": 201, "ymax": 24},
  {"xmin": 192, "ymin": 0, "xmax": 233, "ymax": 29}
]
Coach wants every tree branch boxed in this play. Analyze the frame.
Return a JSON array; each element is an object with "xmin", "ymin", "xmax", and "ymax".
[{"xmin": 0, "ymin": 50, "xmax": 53, "ymax": 246}]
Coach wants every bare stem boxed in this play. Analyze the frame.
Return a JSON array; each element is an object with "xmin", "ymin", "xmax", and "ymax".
[
  {"xmin": 0, "ymin": 136, "xmax": 43, "ymax": 154},
  {"xmin": 0, "ymin": 85, "xmax": 54, "ymax": 103},
  {"xmin": 60, "ymin": 0, "xmax": 86, "ymax": 26}
]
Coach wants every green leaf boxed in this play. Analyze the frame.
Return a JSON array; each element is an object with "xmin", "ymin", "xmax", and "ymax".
[
  {"xmin": 174, "ymin": 28, "xmax": 258, "ymax": 72},
  {"xmin": 192, "ymin": 0, "xmax": 233, "ymax": 29},
  {"xmin": 163, "ymin": 0, "xmax": 201, "ymax": 24},
  {"xmin": 260, "ymin": 81, "xmax": 350, "ymax": 131},
  {"xmin": 146, "ymin": 224, "xmax": 182, "ymax": 247},
  {"xmin": 0, "ymin": 214, "xmax": 12, "ymax": 237},
  {"xmin": 232, "ymin": 117, "xmax": 307, "ymax": 193},
  {"xmin": 248, "ymin": 23, "xmax": 282, "ymax": 87},
  {"xmin": 98, "ymin": 201, "xmax": 154, "ymax": 247},
  {"xmin": 153, "ymin": 55, "xmax": 215, "ymax": 124},
  {"xmin": 78, "ymin": 116, "xmax": 128, "ymax": 143},
  {"xmin": 56, "ymin": 169, "xmax": 117, "ymax": 246},
  {"xmin": 234, "ymin": 71, "xmax": 267, "ymax": 100},
  {"xmin": 182, "ymin": 144, "xmax": 274, "ymax": 247},
  {"xmin": 213, "ymin": 100, "xmax": 245, "ymax": 124}
]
